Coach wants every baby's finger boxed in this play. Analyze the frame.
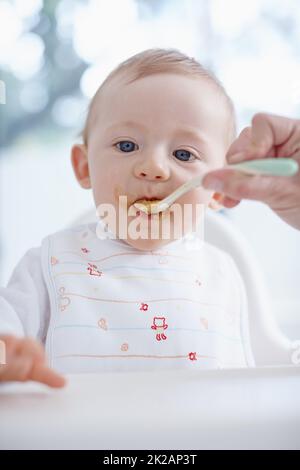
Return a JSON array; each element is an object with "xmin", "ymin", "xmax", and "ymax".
[
  {"xmin": 17, "ymin": 337, "xmax": 59, "ymax": 383},
  {"xmin": 30, "ymin": 362, "xmax": 66, "ymax": 388},
  {"xmin": 19, "ymin": 339, "xmax": 66, "ymax": 387}
]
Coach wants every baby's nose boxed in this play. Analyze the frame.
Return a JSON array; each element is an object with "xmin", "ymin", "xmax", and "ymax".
[
  {"xmin": 139, "ymin": 171, "xmax": 164, "ymax": 180},
  {"xmin": 134, "ymin": 157, "xmax": 170, "ymax": 181}
]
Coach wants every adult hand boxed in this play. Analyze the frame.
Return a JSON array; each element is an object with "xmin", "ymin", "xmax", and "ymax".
[{"xmin": 203, "ymin": 113, "xmax": 300, "ymax": 230}]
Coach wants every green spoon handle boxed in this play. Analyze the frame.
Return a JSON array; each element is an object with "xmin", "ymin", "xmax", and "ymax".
[{"xmin": 229, "ymin": 158, "xmax": 299, "ymax": 176}]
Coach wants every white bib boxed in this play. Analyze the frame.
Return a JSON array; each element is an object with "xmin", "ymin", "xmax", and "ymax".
[{"xmin": 41, "ymin": 223, "xmax": 254, "ymax": 373}]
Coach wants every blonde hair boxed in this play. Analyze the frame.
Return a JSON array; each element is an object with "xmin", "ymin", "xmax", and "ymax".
[{"xmin": 79, "ymin": 48, "xmax": 236, "ymax": 146}]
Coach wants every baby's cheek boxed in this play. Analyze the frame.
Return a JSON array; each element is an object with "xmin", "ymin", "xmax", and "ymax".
[
  {"xmin": 113, "ymin": 184, "xmax": 125, "ymax": 205},
  {"xmin": 182, "ymin": 187, "xmax": 211, "ymax": 206},
  {"xmin": 200, "ymin": 190, "xmax": 214, "ymax": 207},
  {"xmin": 91, "ymin": 181, "xmax": 114, "ymax": 212},
  {"xmin": 93, "ymin": 166, "xmax": 119, "ymax": 202}
]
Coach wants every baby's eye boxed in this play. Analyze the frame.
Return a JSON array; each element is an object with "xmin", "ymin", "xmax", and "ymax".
[
  {"xmin": 115, "ymin": 140, "xmax": 138, "ymax": 152},
  {"xmin": 173, "ymin": 149, "xmax": 197, "ymax": 162}
]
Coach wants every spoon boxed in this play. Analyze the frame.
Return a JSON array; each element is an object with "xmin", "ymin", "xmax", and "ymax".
[{"xmin": 134, "ymin": 158, "xmax": 299, "ymax": 215}]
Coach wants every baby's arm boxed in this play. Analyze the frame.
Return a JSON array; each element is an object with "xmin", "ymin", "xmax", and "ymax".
[{"xmin": 0, "ymin": 248, "xmax": 65, "ymax": 387}]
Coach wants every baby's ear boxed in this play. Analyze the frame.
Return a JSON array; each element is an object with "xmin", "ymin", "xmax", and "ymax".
[{"xmin": 71, "ymin": 144, "xmax": 91, "ymax": 189}]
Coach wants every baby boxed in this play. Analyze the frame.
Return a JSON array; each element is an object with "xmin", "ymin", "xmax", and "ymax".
[{"xmin": 0, "ymin": 49, "xmax": 254, "ymax": 387}]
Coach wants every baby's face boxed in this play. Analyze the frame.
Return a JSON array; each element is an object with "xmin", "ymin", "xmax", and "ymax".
[{"xmin": 74, "ymin": 73, "xmax": 231, "ymax": 250}]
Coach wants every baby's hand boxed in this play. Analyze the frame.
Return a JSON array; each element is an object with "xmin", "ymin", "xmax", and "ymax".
[{"xmin": 0, "ymin": 335, "xmax": 66, "ymax": 388}]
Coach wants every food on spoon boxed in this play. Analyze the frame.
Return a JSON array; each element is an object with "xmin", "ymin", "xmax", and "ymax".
[{"xmin": 133, "ymin": 199, "xmax": 161, "ymax": 215}]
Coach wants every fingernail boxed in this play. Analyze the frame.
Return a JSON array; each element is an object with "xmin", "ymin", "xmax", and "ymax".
[{"xmin": 203, "ymin": 177, "xmax": 224, "ymax": 192}]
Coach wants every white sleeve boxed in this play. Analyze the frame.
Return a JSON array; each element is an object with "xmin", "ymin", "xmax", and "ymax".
[{"xmin": 0, "ymin": 247, "xmax": 50, "ymax": 343}]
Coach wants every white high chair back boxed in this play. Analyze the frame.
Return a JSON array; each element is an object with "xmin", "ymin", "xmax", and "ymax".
[
  {"xmin": 71, "ymin": 209, "xmax": 292, "ymax": 366},
  {"xmin": 204, "ymin": 211, "xmax": 292, "ymax": 366}
]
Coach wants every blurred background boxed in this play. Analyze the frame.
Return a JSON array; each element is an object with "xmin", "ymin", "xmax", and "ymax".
[{"xmin": 1, "ymin": 0, "xmax": 300, "ymax": 337}]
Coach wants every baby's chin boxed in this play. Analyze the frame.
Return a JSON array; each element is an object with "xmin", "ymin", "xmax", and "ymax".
[
  {"xmin": 122, "ymin": 217, "xmax": 197, "ymax": 251},
  {"xmin": 124, "ymin": 236, "xmax": 177, "ymax": 252},
  {"xmin": 101, "ymin": 202, "xmax": 206, "ymax": 250}
]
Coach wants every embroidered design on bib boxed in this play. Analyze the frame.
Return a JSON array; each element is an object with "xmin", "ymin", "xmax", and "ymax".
[
  {"xmin": 139, "ymin": 302, "xmax": 149, "ymax": 312},
  {"xmin": 188, "ymin": 352, "xmax": 197, "ymax": 361},
  {"xmin": 98, "ymin": 318, "xmax": 108, "ymax": 330},
  {"xmin": 151, "ymin": 316, "xmax": 168, "ymax": 341},
  {"xmin": 58, "ymin": 287, "xmax": 71, "ymax": 311},
  {"xmin": 87, "ymin": 263, "xmax": 102, "ymax": 277}
]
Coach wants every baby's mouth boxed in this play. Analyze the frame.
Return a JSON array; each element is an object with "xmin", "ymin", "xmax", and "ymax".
[
  {"xmin": 133, "ymin": 198, "xmax": 162, "ymax": 213},
  {"xmin": 129, "ymin": 197, "xmax": 167, "ymax": 217},
  {"xmin": 125, "ymin": 198, "xmax": 164, "ymax": 219}
]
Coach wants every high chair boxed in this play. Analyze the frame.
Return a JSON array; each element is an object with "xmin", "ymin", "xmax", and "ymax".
[{"xmin": 71, "ymin": 208, "xmax": 293, "ymax": 367}]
